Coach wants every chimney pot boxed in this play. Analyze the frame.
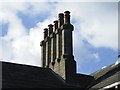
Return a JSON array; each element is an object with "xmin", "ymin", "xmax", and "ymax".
[
  {"xmin": 48, "ymin": 24, "xmax": 53, "ymax": 27},
  {"xmin": 59, "ymin": 13, "xmax": 64, "ymax": 19},
  {"xmin": 44, "ymin": 28, "xmax": 48, "ymax": 32},
  {"xmin": 48, "ymin": 24, "xmax": 53, "ymax": 36},
  {"xmin": 64, "ymin": 11, "xmax": 70, "ymax": 14},
  {"xmin": 64, "ymin": 11, "xmax": 70, "ymax": 24},
  {"xmin": 53, "ymin": 20, "xmax": 58, "ymax": 32},
  {"xmin": 58, "ymin": 13, "xmax": 64, "ymax": 27},
  {"xmin": 44, "ymin": 28, "xmax": 48, "ymax": 39}
]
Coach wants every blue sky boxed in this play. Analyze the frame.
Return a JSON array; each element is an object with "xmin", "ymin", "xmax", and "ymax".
[{"xmin": 0, "ymin": 0, "xmax": 118, "ymax": 74}]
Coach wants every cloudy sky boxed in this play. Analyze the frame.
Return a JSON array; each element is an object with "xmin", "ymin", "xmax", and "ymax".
[{"xmin": 0, "ymin": 0, "xmax": 119, "ymax": 74}]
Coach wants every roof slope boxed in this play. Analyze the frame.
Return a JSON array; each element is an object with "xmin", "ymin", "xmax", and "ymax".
[
  {"xmin": 2, "ymin": 61, "xmax": 80, "ymax": 88},
  {"xmin": 90, "ymin": 64, "xmax": 114, "ymax": 79},
  {"xmin": 90, "ymin": 71, "xmax": 120, "ymax": 89},
  {"xmin": 91, "ymin": 58, "xmax": 120, "ymax": 79},
  {"xmin": 88, "ymin": 61, "xmax": 120, "ymax": 89}
]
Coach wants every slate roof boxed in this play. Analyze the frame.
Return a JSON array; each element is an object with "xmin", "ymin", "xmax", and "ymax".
[
  {"xmin": 90, "ymin": 64, "xmax": 114, "ymax": 79},
  {"xmin": 1, "ymin": 61, "xmax": 81, "ymax": 88},
  {"xmin": 88, "ymin": 59, "xmax": 120, "ymax": 89},
  {"xmin": 90, "ymin": 71, "xmax": 120, "ymax": 89},
  {"xmin": 1, "ymin": 59, "xmax": 120, "ymax": 89}
]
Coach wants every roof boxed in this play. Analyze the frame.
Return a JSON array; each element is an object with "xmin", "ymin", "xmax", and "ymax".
[
  {"xmin": 88, "ymin": 59, "xmax": 120, "ymax": 89},
  {"xmin": 90, "ymin": 71, "xmax": 120, "ymax": 89},
  {"xmin": 90, "ymin": 64, "xmax": 114, "ymax": 79},
  {"xmin": 1, "ymin": 59, "xmax": 120, "ymax": 89},
  {"xmin": 2, "ymin": 61, "xmax": 81, "ymax": 88},
  {"xmin": 91, "ymin": 58, "xmax": 120, "ymax": 79}
]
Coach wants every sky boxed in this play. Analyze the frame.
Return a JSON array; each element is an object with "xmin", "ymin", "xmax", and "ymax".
[{"xmin": 0, "ymin": 0, "xmax": 119, "ymax": 74}]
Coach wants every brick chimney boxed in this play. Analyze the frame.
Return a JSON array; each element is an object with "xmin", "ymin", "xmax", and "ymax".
[{"xmin": 40, "ymin": 11, "xmax": 76, "ymax": 82}]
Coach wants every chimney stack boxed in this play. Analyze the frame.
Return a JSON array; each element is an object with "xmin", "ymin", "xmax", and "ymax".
[{"xmin": 40, "ymin": 11, "xmax": 76, "ymax": 82}]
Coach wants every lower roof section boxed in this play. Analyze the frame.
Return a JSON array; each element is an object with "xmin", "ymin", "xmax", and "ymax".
[
  {"xmin": 89, "ymin": 61, "xmax": 120, "ymax": 89},
  {"xmin": 1, "ymin": 61, "xmax": 81, "ymax": 88}
]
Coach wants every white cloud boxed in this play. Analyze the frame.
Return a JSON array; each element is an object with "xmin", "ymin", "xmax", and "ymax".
[
  {"xmin": 73, "ymin": 31, "xmax": 100, "ymax": 64},
  {"xmin": 58, "ymin": 0, "xmax": 119, "ymax": 2},
  {"xmin": 10, "ymin": 18, "xmax": 56, "ymax": 66},
  {"xmin": 0, "ymin": 37, "xmax": 13, "ymax": 61},
  {"xmin": 0, "ymin": 1, "xmax": 118, "ymax": 70},
  {"xmin": 52, "ymin": 2, "xmax": 118, "ymax": 50},
  {"xmin": 0, "ymin": 1, "xmax": 56, "ymax": 65},
  {"xmin": 79, "ymin": 4, "xmax": 118, "ymax": 50},
  {"xmin": 0, "ymin": 17, "xmax": 56, "ymax": 66},
  {"xmin": 0, "ymin": 25, "xmax": 42, "ymax": 66},
  {"xmin": 55, "ymin": 2, "xmax": 117, "ymax": 61},
  {"xmin": 11, "ymin": 27, "xmax": 42, "ymax": 66}
]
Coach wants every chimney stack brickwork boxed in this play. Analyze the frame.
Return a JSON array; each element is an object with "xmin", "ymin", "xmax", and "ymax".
[{"xmin": 40, "ymin": 11, "xmax": 76, "ymax": 82}]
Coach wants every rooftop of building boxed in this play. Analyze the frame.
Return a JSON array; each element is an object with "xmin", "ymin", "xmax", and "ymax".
[
  {"xmin": 1, "ymin": 59, "xmax": 120, "ymax": 89},
  {"xmin": 1, "ymin": 61, "xmax": 82, "ymax": 88}
]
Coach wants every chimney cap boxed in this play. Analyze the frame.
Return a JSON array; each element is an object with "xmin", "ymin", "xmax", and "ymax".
[
  {"xmin": 58, "ymin": 13, "xmax": 64, "ymax": 18},
  {"xmin": 54, "ymin": 20, "xmax": 58, "ymax": 23},
  {"xmin": 59, "ymin": 13, "xmax": 64, "ymax": 15},
  {"xmin": 48, "ymin": 24, "xmax": 53, "ymax": 27},
  {"xmin": 64, "ymin": 11, "xmax": 70, "ymax": 14},
  {"xmin": 44, "ymin": 28, "xmax": 48, "ymax": 31}
]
